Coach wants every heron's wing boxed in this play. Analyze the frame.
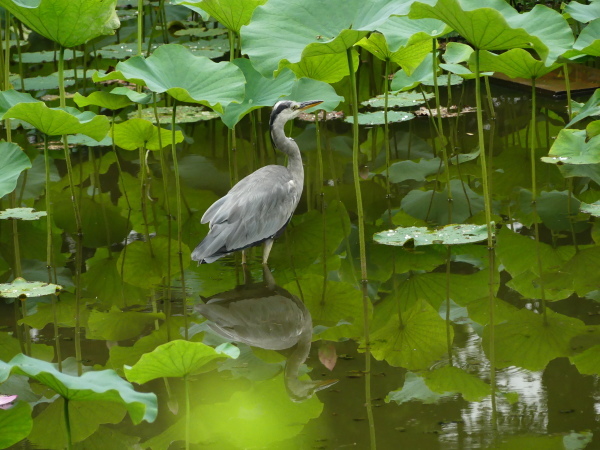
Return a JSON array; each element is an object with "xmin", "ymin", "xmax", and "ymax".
[{"xmin": 194, "ymin": 166, "xmax": 299, "ymax": 258}]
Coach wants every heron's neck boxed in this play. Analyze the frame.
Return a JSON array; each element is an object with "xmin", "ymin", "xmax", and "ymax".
[{"xmin": 272, "ymin": 124, "xmax": 304, "ymax": 187}]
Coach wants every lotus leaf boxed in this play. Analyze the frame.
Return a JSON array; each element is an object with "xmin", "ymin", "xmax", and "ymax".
[
  {"xmin": 124, "ymin": 340, "xmax": 239, "ymax": 383},
  {"xmin": 278, "ymin": 50, "xmax": 359, "ymax": 84},
  {"xmin": 196, "ymin": 0, "xmax": 267, "ymax": 33},
  {"xmin": 0, "ymin": 141, "xmax": 31, "ymax": 198},
  {"xmin": 565, "ymin": 89, "xmax": 600, "ymax": 128},
  {"xmin": 0, "ymin": 331, "xmax": 54, "ymax": 362},
  {"xmin": 0, "ymin": 90, "xmax": 109, "ymax": 140},
  {"xmin": 112, "ymin": 119, "xmax": 184, "ymax": 150},
  {"xmin": 0, "ymin": 401, "xmax": 32, "ymax": 448},
  {"xmin": 377, "ymin": 16, "xmax": 451, "ymax": 52},
  {"xmin": 565, "ymin": 0, "xmax": 600, "ymax": 23},
  {"xmin": 443, "ymin": 42, "xmax": 473, "ymax": 64},
  {"xmin": 368, "ymin": 299, "xmax": 450, "ymax": 370},
  {"xmin": 2, "ymin": 353, "xmax": 157, "ymax": 423},
  {"xmin": 345, "ymin": 110, "xmax": 414, "ymax": 125},
  {"xmin": 0, "ymin": 0, "xmax": 119, "ymax": 47},
  {"xmin": 563, "ymin": 246, "xmax": 600, "ymax": 296},
  {"xmin": 241, "ymin": 0, "xmax": 416, "ymax": 76},
  {"xmin": 571, "ymin": 344, "xmax": 600, "ymax": 375},
  {"xmin": 386, "ymin": 372, "xmax": 452, "ymax": 405},
  {"xmin": 424, "ymin": 366, "xmax": 491, "ymax": 401},
  {"xmin": 409, "ymin": 0, "xmax": 573, "ymax": 65},
  {"xmin": 220, "ymin": 59, "xmax": 295, "ymax": 128},
  {"xmin": 542, "ymin": 129, "xmax": 600, "ymax": 165},
  {"xmin": 355, "ymin": 33, "xmax": 432, "ymax": 75},
  {"xmin": 483, "ymin": 308, "xmax": 587, "ymax": 371},
  {"xmin": 86, "ymin": 308, "xmax": 165, "ymax": 341},
  {"xmin": 573, "ymin": 19, "xmax": 600, "ymax": 57},
  {"xmin": 95, "ymin": 40, "xmax": 229, "ymax": 60},
  {"xmin": 581, "ymin": 201, "xmax": 600, "ymax": 217},
  {"xmin": 380, "ymin": 157, "xmax": 440, "ymax": 183},
  {"xmin": 74, "ymin": 92, "xmax": 134, "ymax": 111},
  {"xmin": 116, "ymin": 236, "xmax": 191, "ymax": 288},
  {"xmin": 130, "ymin": 106, "xmax": 219, "ymax": 124},
  {"xmin": 362, "ymin": 91, "xmax": 433, "ymax": 109},
  {"xmin": 109, "ymin": 87, "xmax": 154, "ymax": 105},
  {"xmin": 0, "ymin": 277, "xmax": 61, "ymax": 298},
  {"xmin": 374, "ymin": 223, "xmax": 489, "ymax": 247},
  {"xmin": 475, "ymin": 48, "xmax": 561, "ymax": 80},
  {"xmin": 92, "ymin": 44, "xmax": 245, "ymax": 112},
  {"xmin": 16, "ymin": 50, "xmax": 84, "ymax": 64}
]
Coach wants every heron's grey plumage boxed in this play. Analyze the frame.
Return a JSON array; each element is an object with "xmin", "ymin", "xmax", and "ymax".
[{"xmin": 192, "ymin": 100, "xmax": 323, "ymax": 264}]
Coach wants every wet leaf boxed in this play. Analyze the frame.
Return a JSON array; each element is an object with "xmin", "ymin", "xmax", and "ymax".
[
  {"xmin": 92, "ymin": 44, "xmax": 245, "ymax": 112},
  {"xmin": 377, "ymin": 15, "xmax": 451, "ymax": 53},
  {"xmin": 374, "ymin": 223, "xmax": 490, "ymax": 247},
  {"xmin": 0, "ymin": 277, "xmax": 61, "ymax": 298},
  {"xmin": 0, "ymin": 401, "xmax": 32, "ymax": 448},
  {"xmin": 0, "ymin": 0, "xmax": 119, "ymax": 47},
  {"xmin": 124, "ymin": 340, "xmax": 239, "ymax": 383},
  {"xmin": 424, "ymin": 366, "xmax": 491, "ymax": 401},
  {"xmin": 410, "ymin": 0, "xmax": 573, "ymax": 65},
  {"xmin": 86, "ymin": 308, "xmax": 165, "ymax": 341},
  {"xmin": 112, "ymin": 118, "xmax": 184, "ymax": 150},
  {"xmin": 355, "ymin": 32, "xmax": 432, "ymax": 74}
]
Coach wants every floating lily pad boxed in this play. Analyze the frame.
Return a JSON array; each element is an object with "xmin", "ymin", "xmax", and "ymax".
[
  {"xmin": 362, "ymin": 91, "xmax": 433, "ymax": 109},
  {"xmin": 581, "ymin": 201, "xmax": 600, "ymax": 217},
  {"xmin": 345, "ymin": 110, "xmax": 414, "ymax": 125},
  {"xmin": 374, "ymin": 223, "xmax": 490, "ymax": 247},
  {"xmin": 14, "ymin": 50, "xmax": 84, "ymax": 64},
  {"xmin": 95, "ymin": 40, "xmax": 229, "ymax": 60},
  {"xmin": 174, "ymin": 28, "xmax": 228, "ymax": 38},
  {"xmin": 128, "ymin": 106, "xmax": 219, "ymax": 124},
  {"xmin": 0, "ymin": 277, "xmax": 61, "ymax": 298},
  {"xmin": 10, "ymin": 74, "xmax": 76, "ymax": 91},
  {"xmin": 0, "ymin": 208, "xmax": 47, "ymax": 221}
]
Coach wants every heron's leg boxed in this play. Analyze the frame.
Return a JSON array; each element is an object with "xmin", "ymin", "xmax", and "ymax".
[
  {"xmin": 262, "ymin": 239, "xmax": 274, "ymax": 265},
  {"xmin": 241, "ymin": 250, "xmax": 247, "ymax": 265}
]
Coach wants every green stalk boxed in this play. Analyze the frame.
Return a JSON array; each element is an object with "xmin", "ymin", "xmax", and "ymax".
[
  {"xmin": 383, "ymin": 59, "xmax": 391, "ymax": 210},
  {"xmin": 185, "ymin": 375, "xmax": 190, "ymax": 450},
  {"xmin": 64, "ymin": 398, "xmax": 72, "ymax": 450},
  {"xmin": 137, "ymin": 0, "xmax": 143, "ymax": 56},
  {"xmin": 530, "ymin": 78, "xmax": 547, "ymax": 324},
  {"xmin": 474, "ymin": 48, "xmax": 495, "ymax": 394},
  {"xmin": 445, "ymin": 246, "xmax": 453, "ymax": 366},
  {"xmin": 171, "ymin": 100, "xmax": 188, "ymax": 339},
  {"xmin": 315, "ymin": 110, "xmax": 324, "ymax": 210},
  {"xmin": 564, "ymin": 63, "xmax": 572, "ymax": 119},
  {"xmin": 139, "ymin": 144, "xmax": 154, "ymax": 257},
  {"xmin": 347, "ymin": 47, "xmax": 374, "ymax": 450}
]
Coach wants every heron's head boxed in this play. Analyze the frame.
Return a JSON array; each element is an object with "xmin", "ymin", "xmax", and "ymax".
[{"xmin": 270, "ymin": 100, "xmax": 323, "ymax": 130}]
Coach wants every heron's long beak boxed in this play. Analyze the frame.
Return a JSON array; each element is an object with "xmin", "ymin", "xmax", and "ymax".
[{"xmin": 298, "ymin": 100, "xmax": 324, "ymax": 111}]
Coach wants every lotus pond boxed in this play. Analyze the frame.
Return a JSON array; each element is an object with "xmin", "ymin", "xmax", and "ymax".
[{"xmin": 1, "ymin": 0, "xmax": 600, "ymax": 449}]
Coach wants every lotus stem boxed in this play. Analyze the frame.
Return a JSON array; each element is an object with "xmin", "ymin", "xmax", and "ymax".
[
  {"xmin": 445, "ymin": 246, "xmax": 453, "ymax": 366},
  {"xmin": 184, "ymin": 375, "xmax": 190, "ymax": 450},
  {"xmin": 170, "ymin": 100, "xmax": 188, "ymax": 339},
  {"xmin": 315, "ymin": 110, "xmax": 324, "ymax": 210},
  {"xmin": 64, "ymin": 398, "xmax": 72, "ymax": 450},
  {"xmin": 383, "ymin": 59, "xmax": 392, "ymax": 221},
  {"xmin": 137, "ymin": 0, "xmax": 143, "ymax": 56},
  {"xmin": 474, "ymin": 48, "xmax": 496, "ymax": 391},
  {"xmin": 564, "ymin": 63, "xmax": 572, "ymax": 119}
]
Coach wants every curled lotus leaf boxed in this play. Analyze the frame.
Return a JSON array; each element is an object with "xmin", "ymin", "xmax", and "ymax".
[
  {"xmin": 92, "ymin": 44, "xmax": 245, "ymax": 113},
  {"xmin": 0, "ymin": 277, "xmax": 61, "ymax": 298},
  {"xmin": 0, "ymin": 208, "xmax": 47, "ymax": 221},
  {"xmin": 0, "ymin": 0, "xmax": 120, "ymax": 48},
  {"xmin": 241, "ymin": 0, "xmax": 417, "ymax": 76},
  {"xmin": 374, "ymin": 224, "xmax": 490, "ymax": 247},
  {"xmin": 474, "ymin": 48, "xmax": 561, "ymax": 80},
  {"xmin": 409, "ymin": 0, "xmax": 574, "ymax": 65}
]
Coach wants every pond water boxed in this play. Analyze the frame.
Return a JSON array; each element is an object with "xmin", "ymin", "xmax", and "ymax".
[{"xmin": 1, "ymin": 77, "xmax": 599, "ymax": 449}]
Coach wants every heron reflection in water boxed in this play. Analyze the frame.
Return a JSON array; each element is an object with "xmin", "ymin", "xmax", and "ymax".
[
  {"xmin": 194, "ymin": 267, "xmax": 337, "ymax": 401},
  {"xmin": 192, "ymin": 100, "xmax": 323, "ymax": 265}
]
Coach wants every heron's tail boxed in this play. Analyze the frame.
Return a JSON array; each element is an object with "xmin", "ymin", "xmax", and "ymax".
[{"xmin": 191, "ymin": 226, "xmax": 233, "ymax": 263}]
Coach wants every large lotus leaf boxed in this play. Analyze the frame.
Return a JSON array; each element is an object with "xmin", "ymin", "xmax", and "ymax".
[
  {"xmin": 443, "ymin": 42, "xmax": 473, "ymax": 64},
  {"xmin": 196, "ymin": 0, "xmax": 267, "ymax": 32},
  {"xmin": 573, "ymin": 19, "xmax": 600, "ymax": 57},
  {"xmin": 0, "ymin": 0, "xmax": 119, "ymax": 48},
  {"xmin": 475, "ymin": 48, "xmax": 561, "ymax": 79},
  {"xmin": 241, "ymin": 0, "xmax": 416, "ymax": 76},
  {"xmin": 390, "ymin": 52, "xmax": 437, "ymax": 91},
  {"xmin": 86, "ymin": 308, "xmax": 165, "ymax": 341},
  {"xmin": 27, "ymin": 398, "xmax": 126, "ymax": 449},
  {"xmin": 92, "ymin": 44, "xmax": 245, "ymax": 113},
  {"xmin": 386, "ymin": 372, "xmax": 452, "ymax": 405},
  {"xmin": 18, "ymin": 294, "xmax": 77, "ymax": 329},
  {"xmin": 4, "ymin": 354, "xmax": 157, "ymax": 424},
  {"xmin": 117, "ymin": 237, "xmax": 191, "ymax": 288},
  {"xmin": 374, "ymin": 224, "xmax": 489, "ymax": 247},
  {"xmin": 401, "ymin": 179, "xmax": 485, "ymax": 225},
  {"xmin": 124, "ymin": 340, "xmax": 239, "ymax": 383},
  {"xmin": 0, "ymin": 90, "xmax": 109, "ymax": 140},
  {"xmin": 409, "ymin": 0, "xmax": 574, "ymax": 65},
  {"xmin": 0, "ymin": 401, "xmax": 32, "ymax": 448},
  {"xmin": 278, "ymin": 50, "xmax": 359, "ymax": 84},
  {"xmin": 220, "ymin": 59, "xmax": 295, "ymax": 128},
  {"xmin": 355, "ymin": 33, "xmax": 432, "ymax": 75},
  {"xmin": 280, "ymin": 77, "xmax": 344, "ymax": 111},
  {"xmin": 571, "ymin": 344, "xmax": 600, "ymax": 375},
  {"xmin": 0, "ymin": 141, "xmax": 31, "ymax": 198},
  {"xmin": 424, "ymin": 366, "xmax": 491, "ymax": 402},
  {"xmin": 376, "ymin": 16, "xmax": 451, "ymax": 52},
  {"xmin": 483, "ymin": 308, "xmax": 587, "ymax": 371},
  {"xmin": 565, "ymin": 89, "xmax": 600, "ymax": 129},
  {"xmin": 542, "ymin": 129, "xmax": 600, "ymax": 165},
  {"xmin": 73, "ymin": 92, "xmax": 133, "ymax": 111},
  {"xmin": 362, "ymin": 91, "xmax": 433, "ymax": 109},
  {"xmin": 565, "ymin": 0, "xmax": 600, "ymax": 23},
  {"xmin": 0, "ymin": 277, "xmax": 61, "ymax": 298},
  {"xmin": 143, "ymin": 373, "xmax": 322, "ymax": 449},
  {"xmin": 107, "ymin": 326, "xmax": 172, "ymax": 375},
  {"xmin": 112, "ymin": 119, "xmax": 184, "ymax": 151},
  {"xmin": 284, "ymin": 275, "xmax": 367, "ymax": 341},
  {"xmin": 368, "ymin": 299, "xmax": 450, "ymax": 370}
]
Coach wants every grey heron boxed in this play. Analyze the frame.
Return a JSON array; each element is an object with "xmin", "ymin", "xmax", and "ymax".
[{"xmin": 192, "ymin": 99, "xmax": 323, "ymax": 264}]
